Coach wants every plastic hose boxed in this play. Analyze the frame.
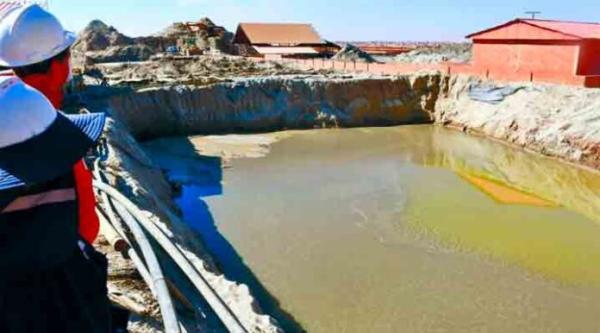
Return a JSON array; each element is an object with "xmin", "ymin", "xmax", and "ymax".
[{"xmin": 93, "ymin": 180, "xmax": 248, "ymax": 333}]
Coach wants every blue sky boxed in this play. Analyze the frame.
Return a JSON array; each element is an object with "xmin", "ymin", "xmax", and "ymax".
[{"xmin": 51, "ymin": 0, "xmax": 599, "ymax": 41}]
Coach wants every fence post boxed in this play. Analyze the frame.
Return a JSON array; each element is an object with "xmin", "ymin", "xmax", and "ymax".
[
  {"xmin": 353, "ymin": 60, "xmax": 357, "ymax": 71},
  {"xmin": 530, "ymin": 72, "xmax": 534, "ymax": 82}
]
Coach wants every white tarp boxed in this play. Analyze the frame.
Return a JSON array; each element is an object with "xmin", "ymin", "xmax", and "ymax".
[{"xmin": 252, "ymin": 46, "xmax": 318, "ymax": 55}]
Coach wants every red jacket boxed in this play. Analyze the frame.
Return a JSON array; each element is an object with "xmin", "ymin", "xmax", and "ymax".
[{"xmin": 21, "ymin": 72, "xmax": 100, "ymax": 244}]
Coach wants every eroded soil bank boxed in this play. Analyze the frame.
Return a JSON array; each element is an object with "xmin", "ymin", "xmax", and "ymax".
[
  {"xmin": 436, "ymin": 76, "xmax": 600, "ymax": 170},
  {"xmin": 105, "ymin": 74, "xmax": 440, "ymax": 140}
]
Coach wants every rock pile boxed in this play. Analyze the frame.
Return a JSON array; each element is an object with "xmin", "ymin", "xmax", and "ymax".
[
  {"xmin": 332, "ymin": 44, "xmax": 376, "ymax": 63},
  {"xmin": 158, "ymin": 17, "xmax": 234, "ymax": 54}
]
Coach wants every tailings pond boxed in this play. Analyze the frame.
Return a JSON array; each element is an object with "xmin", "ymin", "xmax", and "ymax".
[{"xmin": 144, "ymin": 125, "xmax": 600, "ymax": 332}]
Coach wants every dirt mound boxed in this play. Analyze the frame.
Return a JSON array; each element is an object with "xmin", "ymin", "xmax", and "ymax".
[
  {"xmin": 72, "ymin": 20, "xmax": 133, "ymax": 52},
  {"xmin": 72, "ymin": 20, "xmax": 161, "ymax": 65},
  {"xmin": 394, "ymin": 43, "xmax": 472, "ymax": 64},
  {"xmin": 332, "ymin": 44, "xmax": 376, "ymax": 63}
]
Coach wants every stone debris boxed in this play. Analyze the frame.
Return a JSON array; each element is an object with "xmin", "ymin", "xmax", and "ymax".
[
  {"xmin": 158, "ymin": 17, "xmax": 234, "ymax": 55},
  {"xmin": 332, "ymin": 43, "xmax": 377, "ymax": 63}
]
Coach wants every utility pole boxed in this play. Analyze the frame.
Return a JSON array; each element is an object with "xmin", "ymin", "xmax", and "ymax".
[{"xmin": 525, "ymin": 11, "xmax": 541, "ymax": 19}]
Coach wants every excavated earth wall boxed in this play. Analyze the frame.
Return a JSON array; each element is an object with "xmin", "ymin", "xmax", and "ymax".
[
  {"xmin": 106, "ymin": 75, "xmax": 442, "ymax": 140},
  {"xmin": 435, "ymin": 75, "xmax": 600, "ymax": 171}
]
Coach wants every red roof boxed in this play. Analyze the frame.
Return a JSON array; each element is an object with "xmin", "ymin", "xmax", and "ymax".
[
  {"xmin": 235, "ymin": 23, "xmax": 323, "ymax": 45},
  {"xmin": 467, "ymin": 19, "xmax": 600, "ymax": 40}
]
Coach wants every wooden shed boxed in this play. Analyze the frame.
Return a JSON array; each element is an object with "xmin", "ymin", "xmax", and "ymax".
[{"xmin": 233, "ymin": 23, "xmax": 339, "ymax": 59}]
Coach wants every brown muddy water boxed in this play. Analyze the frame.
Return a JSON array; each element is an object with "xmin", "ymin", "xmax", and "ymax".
[{"xmin": 144, "ymin": 126, "xmax": 600, "ymax": 333}]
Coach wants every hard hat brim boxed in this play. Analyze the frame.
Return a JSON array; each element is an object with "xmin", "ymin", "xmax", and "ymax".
[
  {"xmin": 0, "ymin": 30, "xmax": 77, "ymax": 68},
  {"xmin": 0, "ymin": 112, "xmax": 106, "ymax": 191}
]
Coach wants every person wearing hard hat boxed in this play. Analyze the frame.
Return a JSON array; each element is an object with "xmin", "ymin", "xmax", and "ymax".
[
  {"xmin": 0, "ymin": 3, "xmax": 102, "ymax": 246},
  {"xmin": 0, "ymin": 76, "xmax": 111, "ymax": 331}
]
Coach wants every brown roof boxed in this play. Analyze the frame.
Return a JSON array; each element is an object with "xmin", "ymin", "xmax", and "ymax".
[{"xmin": 236, "ymin": 23, "xmax": 323, "ymax": 45}]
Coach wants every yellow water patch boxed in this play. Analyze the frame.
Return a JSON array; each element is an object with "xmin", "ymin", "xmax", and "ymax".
[
  {"xmin": 407, "ymin": 169, "xmax": 600, "ymax": 286},
  {"xmin": 457, "ymin": 172, "xmax": 557, "ymax": 207}
]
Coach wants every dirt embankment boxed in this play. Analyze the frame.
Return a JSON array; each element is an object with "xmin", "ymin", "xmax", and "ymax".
[
  {"xmin": 99, "ymin": 118, "xmax": 283, "ymax": 333},
  {"xmin": 435, "ymin": 76, "xmax": 600, "ymax": 170},
  {"xmin": 105, "ymin": 74, "xmax": 441, "ymax": 140}
]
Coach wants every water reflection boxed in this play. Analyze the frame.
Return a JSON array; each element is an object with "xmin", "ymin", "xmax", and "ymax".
[
  {"xmin": 418, "ymin": 126, "xmax": 600, "ymax": 224},
  {"xmin": 456, "ymin": 172, "xmax": 556, "ymax": 207},
  {"xmin": 399, "ymin": 127, "xmax": 600, "ymax": 285}
]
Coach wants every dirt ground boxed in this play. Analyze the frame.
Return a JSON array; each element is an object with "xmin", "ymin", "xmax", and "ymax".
[
  {"xmin": 83, "ymin": 56, "xmax": 332, "ymax": 88},
  {"xmin": 94, "ymin": 236, "xmax": 164, "ymax": 333}
]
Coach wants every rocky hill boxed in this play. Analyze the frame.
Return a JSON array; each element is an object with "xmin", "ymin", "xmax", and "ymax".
[
  {"xmin": 72, "ymin": 20, "xmax": 134, "ymax": 52},
  {"xmin": 71, "ymin": 20, "xmax": 168, "ymax": 65},
  {"xmin": 72, "ymin": 18, "xmax": 233, "ymax": 66}
]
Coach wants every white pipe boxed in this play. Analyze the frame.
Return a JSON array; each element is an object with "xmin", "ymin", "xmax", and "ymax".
[
  {"xmin": 111, "ymin": 197, "xmax": 181, "ymax": 333},
  {"xmin": 93, "ymin": 180, "xmax": 248, "ymax": 333},
  {"xmin": 96, "ymin": 207, "xmax": 157, "ymax": 296},
  {"xmin": 91, "ymin": 162, "xmax": 179, "ymax": 333}
]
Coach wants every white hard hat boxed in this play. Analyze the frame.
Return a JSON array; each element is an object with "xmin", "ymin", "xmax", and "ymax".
[
  {"xmin": 0, "ymin": 76, "xmax": 106, "ymax": 189},
  {"xmin": 0, "ymin": 4, "xmax": 76, "ymax": 67},
  {"xmin": 0, "ymin": 76, "xmax": 56, "ymax": 148}
]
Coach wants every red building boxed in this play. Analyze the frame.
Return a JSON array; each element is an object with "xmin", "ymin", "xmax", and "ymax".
[{"xmin": 467, "ymin": 19, "xmax": 600, "ymax": 87}]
